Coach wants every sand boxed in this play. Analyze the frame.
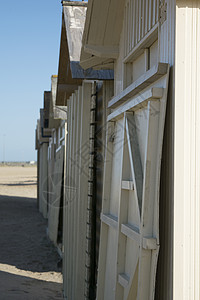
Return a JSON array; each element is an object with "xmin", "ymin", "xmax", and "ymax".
[{"xmin": 0, "ymin": 166, "xmax": 63, "ymax": 299}]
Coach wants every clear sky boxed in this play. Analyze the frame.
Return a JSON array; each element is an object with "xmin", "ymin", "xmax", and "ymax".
[{"xmin": 0, "ymin": 0, "xmax": 62, "ymax": 162}]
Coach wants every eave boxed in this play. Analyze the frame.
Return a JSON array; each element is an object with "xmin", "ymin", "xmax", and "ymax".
[
  {"xmin": 56, "ymin": 1, "xmax": 113, "ymax": 106},
  {"xmin": 80, "ymin": 0, "xmax": 126, "ymax": 70}
]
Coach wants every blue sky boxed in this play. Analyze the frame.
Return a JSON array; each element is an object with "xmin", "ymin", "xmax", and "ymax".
[{"xmin": 0, "ymin": 0, "xmax": 62, "ymax": 161}]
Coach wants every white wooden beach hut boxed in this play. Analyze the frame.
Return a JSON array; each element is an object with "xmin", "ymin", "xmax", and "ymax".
[
  {"xmin": 55, "ymin": 2, "xmax": 114, "ymax": 299},
  {"xmin": 47, "ymin": 75, "xmax": 67, "ymax": 249},
  {"xmin": 36, "ymin": 1, "xmax": 200, "ymax": 299},
  {"xmin": 35, "ymin": 92, "xmax": 52, "ymax": 219},
  {"xmin": 79, "ymin": 0, "xmax": 200, "ymax": 299}
]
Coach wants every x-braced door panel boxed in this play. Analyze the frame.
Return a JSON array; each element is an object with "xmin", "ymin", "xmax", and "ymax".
[{"xmin": 97, "ymin": 64, "xmax": 169, "ymax": 300}]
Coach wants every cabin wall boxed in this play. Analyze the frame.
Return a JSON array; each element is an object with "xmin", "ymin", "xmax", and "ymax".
[
  {"xmin": 37, "ymin": 148, "xmax": 40, "ymax": 208},
  {"xmin": 113, "ymin": 0, "xmax": 175, "ymax": 298},
  {"xmin": 63, "ymin": 82, "xmax": 92, "ymax": 300},
  {"xmin": 174, "ymin": 1, "xmax": 200, "ymax": 299},
  {"xmin": 62, "ymin": 80, "xmax": 114, "ymax": 300},
  {"xmin": 38, "ymin": 142, "xmax": 48, "ymax": 219},
  {"xmin": 48, "ymin": 121, "xmax": 66, "ymax": 246}
]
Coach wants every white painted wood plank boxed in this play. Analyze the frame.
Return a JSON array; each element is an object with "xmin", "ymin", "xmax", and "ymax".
[
  {"xmin": 174, "ymin": 4, "xmax": 200, "ymax": 299},
  {"xmin": 67, "ymin": 96, "xmax": 74, "ymax": 300},
  {"xmin": 96, "ymin": 122, "xmax": 115, "ymax": 300},
  {"xmin": 101, "ymin": 213, "xmax": 118, "ymax": 229},
  {"xmin": 71, "ymin": 92, "xmax": 79, "ymax": 300},
  {"xmin": 41, "ymin": 143, "xmax": 48, "ymax": 219},
  {"xmin": 125, "ymin": 261, "xmax": 139, "ymax": 299},
  {"xmin": 107, "ymin": 87, "xmax": 163, "ymax": 121},
  {"xmin": 88, "ymin": 0, "xmax": 110, "ymax": 45},
  {"xmin": 124, "ymin": 23, "xmax": 158, "ymax": 63},
  {"xmin": 114, "ymin": 116, "xmax": 129, "ymax": 300},
  {"xmin": 141, "ymin": 0, "xmax": 145, "ymax": 39},
  {"xmin": 127, "ymin": 1, "xmax": 130, "ymax": 54},
  {"xmin": 145, "ymin": 0, "xmax": 149, "ymax": 34},
  {"xmin": 84, "ymin": 44, "xmax": 119, "ymax": 59},
  {"xmin": 102, "ymin": 0, "xmax": 126, "ymax": 46},
  {"xmin": 130, "ymin": 0, "xmax": 133, "ymax": 49},
  {"xmin": 142, "ymin": 237, "xmax": 157, "ymax": 250},
  {"xmin": 74, "ymin": 83, "xmax": 91, "ymax": 299},
  {"xmin": 124, "ymin": 3, "xmax": 127, "ymax": 57},
  {"xmin": 138, "ymin": 0, "xmax": 142, "ymax": 42},
  {"xmin": 121, "ymin": 223, "xmax": 140, "ymax": 244},
  {"xmin": 135, "ymin": 0, "xmax": 138, "ymax": 44},
  {"xmin": 62, "ymin": 123, "xmax": 67, "ymax": 299},
  {"xmin": 137, "ymin": 102, "xmax": 154, "ymax": 300},
  {"xmin": 72, "ymin": 88, "xmax": 81, "ymax": 299},
  {"xmin": 148, "ymin": 0, "xmax": 153, "ymax": 31},
  {"xmin": 133, "ymin": 0, "xmax": 136, "ymax": 48},
  {"xmin": 108, "ymin": 62, "xmax": 167, "ymax": 108},
  {"xmin": 152, "ymin": 0, "xmax": 156, "ymax": 27},
  {"xmin": 137, "ymin": 98, "xmax": 160, "ymax": 300},
  {"xmin": 121, "ymin": 180, "xmax": 134, "ymax": 190},
  {"xmin": 118, "ymin": 273, "xmax": 130, "ymax": 288},
  {"xmin": 63, "ymin": 97, "xmax": 72, "ymax": 298}
]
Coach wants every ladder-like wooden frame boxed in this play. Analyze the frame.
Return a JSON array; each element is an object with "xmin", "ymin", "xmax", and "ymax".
[{"xmin": 97, "ymin": 64, "xmax": 169, "ymax": 300}]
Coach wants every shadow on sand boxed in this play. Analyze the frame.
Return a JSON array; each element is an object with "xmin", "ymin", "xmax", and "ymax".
[
  {"xmin": 0, "ymin": 195, "xmax": 61, "ymax": 273},
  {"xmin": 0, "ymin": 271, "xmax": 63, "ymax": 300}
]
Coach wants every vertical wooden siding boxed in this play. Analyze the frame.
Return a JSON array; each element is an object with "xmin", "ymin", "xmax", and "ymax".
[
  {"xmin": 48, "ymin": 146, "xmax": 64, "ymax": 245},
  {"xmin": 124, "ymin": 0, "xmax": 159, "ymax": 57},
  {"xmin": 63, "ymin": 82, "xmax": 92, "ymax": 300},
  {"xmin": 174, "ymin": 2, "xmax": 200, "ymax": 299},
  {"xmin": 94, "ymin": 81, "xmax": 114, "ymax": 295},
  {"xmin": 113, "ymin": 0, "xmax": 176, "ymax": 298},
  {"xmin": 39, "ymin": 143, "xmax": 48, "ymax": 219}
]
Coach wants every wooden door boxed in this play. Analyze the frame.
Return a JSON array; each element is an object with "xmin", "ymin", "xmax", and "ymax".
[{"xmin": 97, "ymin": 64, "xmax": 169, "ymax": 300}]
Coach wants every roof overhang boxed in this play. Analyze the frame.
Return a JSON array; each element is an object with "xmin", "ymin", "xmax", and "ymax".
[
  {"xmin": 80, "ymin": 0, "xmax": 126, "ymax": 70},
  {"xmin": 56, "ymin": 1, "xmax": 114, "ymax": 106},
  {"xmin": 49, "ymin": 76, "xmax": 67, "ymax": 129}
]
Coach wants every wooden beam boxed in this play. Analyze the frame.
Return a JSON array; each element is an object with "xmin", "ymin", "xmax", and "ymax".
[
  {"xmin": 80, "ymin": 55, "xmax": 114, "ymax": 71},
  {"xmin": 107, "ymin": 88, "xmax": 163, "ymax": 122},
  {"xmin": 142, "ymin": 237, "xmax": 157, "ymax": 250},
  {"xmin": 108, "ymin": 62, "xmax": 168, "ymax": 108},
  {"xmin": 101, "ymin": 213, "xmax": 118, "ymax": 229},
  {"xmin": 84, "ymin": 44, "xmax": 119, "ymax": 59},
  {"xmin": 62, "ymin": 1, "xmax": 87, "ymax": 7},
  {"xmin": 121, "ymin": 223, "xmax": 140, "ymax": 244},
  {"xmin": 123, "ymin": 24, "xmax": 158, "ymax": 63},
  {"xmin": 121, "ymin": 224, "xmax": 157, "ymax": 250},
  {"xmin": 121, "ymin": 180, "xmax": 134, "ymax": 190},
  {"xmin": 118, "ymin": 273, "xmax": 130, "ymax": 288}
]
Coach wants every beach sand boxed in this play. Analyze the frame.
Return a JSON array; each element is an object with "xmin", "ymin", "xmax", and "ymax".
[{"xmin": 0, "ymin": 165, "xmax": 63, "ymax": 299}]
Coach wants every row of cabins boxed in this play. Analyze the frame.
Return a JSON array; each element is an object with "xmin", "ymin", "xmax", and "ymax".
[{"xmin": 35, "ymin": 1, "xmax": 200, "ymax": 299}]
